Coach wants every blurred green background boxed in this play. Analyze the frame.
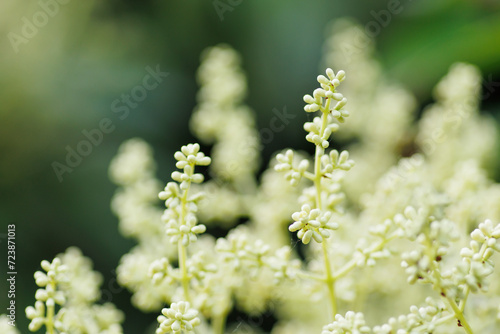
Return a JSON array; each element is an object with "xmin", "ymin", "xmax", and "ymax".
[{"xmin": 1, "ymin": 0, "xmax": 500, "ymax": 333}]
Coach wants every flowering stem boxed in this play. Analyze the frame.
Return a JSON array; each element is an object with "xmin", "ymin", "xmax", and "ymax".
[
  {"xmin": 178, "ymin": 171, "xmax": 192, "ymax": 303},
  {"xmin": 303, "ymin": 171, "xmax": 316, "ymax": 181},
  {"xmin": 442, "ymin": 295, "xmax": 474, "ymax": 334},
  {"xmin": 46, "ymin": 280, "xmax": 57, "ymax": 334},
  {"xmin": 333, "ymin": 260, "xmax": 357, "ymax": 281},
  {"xmin": 212, "ymin": 311, "xmax": 228, "ymax": 334},
  {"xmin": 314, "ymin": 145, "xmax": 324, "ymax": 208},
  {"xmin": 322, "ymin": 241, "xmax": 337, "ymax": 318},
  {"xmin": 46, "ymin": 302, "xmax": 55, "ymax": 334},
  {"xmin": 178, "ymin": 241, "xmax": 190, "ymax": 303},
  {"xmin": 314, "ymin": 102, "xmax": 337, "ymax": 319}
]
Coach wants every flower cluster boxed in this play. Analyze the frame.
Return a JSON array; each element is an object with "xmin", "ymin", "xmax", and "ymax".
[
  {"xmin": 372, "ymin": 298, "xmax": 447, "ymax": 334},
  {"xmin": 289, "ymin": 204, "xmax": 338, "ymax": 244},
  {"xmin": 321, "ymin": 312, "xmax": 370, "ymax": 334},
  {"xmin": 156, "ymin": 302, "xmax": 201, "ymax": 334},
  {"xmin": 457, "ymin": 220, "xmax": 500, "ymax": 293},
  {"xmin": 304, "ymin": 69, "xmax": 349, "ymax": 121},
  {"xmin": 15, "ymin": 27, "xmax": 500, "ymax": 334},
  {"xmin": 159, "ymin": 143, "xmax": 210, "ymax": 246},
  {"xmin": 25, "ymin": 258, "xmax": 67, "ymax": 332},
  {"xmin": 275, "ymin": 150, "xmax": 310, "ymax": 186},
  {"xmin": 25, "ymin": 248, "xmax": 124, "ymax": 334}
]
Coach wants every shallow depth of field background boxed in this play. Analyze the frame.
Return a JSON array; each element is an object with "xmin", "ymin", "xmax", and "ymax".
[{"xmin": 1, "ymin": 0, "xmax": 500, "ymax": 333}]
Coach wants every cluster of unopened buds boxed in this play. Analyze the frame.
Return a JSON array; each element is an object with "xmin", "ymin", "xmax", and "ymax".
[
  {"xmin": 215, "ymin": 230, "xmax": 270, "ymax": 271},
  {"xmin": 304, "ymin": 116, "xmax": 339, "ymax": 148},
  {"xmin": 321, "ymin": 311, "xmax": 370, "ymax": 334},
  {"xmin": 25, "ymin": 259, "xmax": 68, "ymax": 332},
  {"xmin": 158, "ymin": 143, "xmax": 211, "ymax": 246},
  {"xmin": 275, "ymin": 149, "xmax": 310, "ymax": 186},
  {"xmin": 156, "ymin": 302, "xmax": 201, "ymax": 334},
  {"xmin": 304, "ymin": 69, "xmax": 348, "ymax": 120},
  {"xmin": 321, "ymin": 150, "xmax": 354, "ymax": 173},
  {"xmin": 171, "ymin": 143, "xmax": 211, "ymax": 190},
  {"xmin": 457, "ymin": 219, "xmax": 500, "ymax": 293},
  {"xmin": 289, "ymin": 204, "xmax": 339, "ymax": 244}
]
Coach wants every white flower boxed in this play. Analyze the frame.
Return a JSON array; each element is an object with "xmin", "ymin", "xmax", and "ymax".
[
  {"xmin": 275, "ymin": 149, "xmax": 310, "ymax": 186},
  {"xmin": 165, "ymin": 212, "xmax": 207, "ymax": 246},
  {"xmin": 303, "ymin": 68, "xmax": 349, "ymax": 123},
  {"xmin": 149, "ymin": 258, "xmax": 174, "ymax": 285},
  {"xmin": 26, "ymin": 249, "xmax": 124, "ymax": 333},
  {"xmin": 304, "ymin": 116, "xmax": 339, "ymax": 148},
  {"xmin": 25, "ymin": 301, "xmax": 45, "ymax": 332},
  {"xmin": 326, "ymin": 150, "xmax": 355, "ymax": 172},
  {"xmin": 215, "ymin": 228, "xmax": 270, "ymax": 274},
  {"xmin": 268, "ymin": 246, "xmax": 301, "ymax": 282},
  {"xmin": 156, "ymin": 302, "xmax": 200, "ymax": 334},
  {"xmin": 289, "ymin": 205, "xmax": 338, "ymax": 244},
  {"xmin": 174, "ymin": 143, "xmax": 211, "ymax": 168},
  {"xmin": 322, "ymin": 311, "xmax": 371, "ymax": 334},
  {"xmin": 109, "ymin": 138, "xmax": 156, "ymax": 185}
]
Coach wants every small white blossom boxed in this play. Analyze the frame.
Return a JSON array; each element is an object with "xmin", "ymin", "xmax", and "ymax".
[
  {"xmin": 304, "ymin": 116, "xmax": 339, "ymax": 148},
  {"xmin": 267, "ymin": 246, "xmax": 301, "ymax": 282},
  {"xmin": 289, "ymin": 205, "xmax": 338, "ymax": 244},
  {"xmin": 304, "ymin": 68, "xmax": 349, "ymax": 123},
  {"xmin": 216, "ymin": 229, "xmax": 270, "ymax": 275},
  {"xmin": 165, "ymin": 212, "xmax": 207, "ymax": 246},
  {"xmin": 174, "ymin": 143, "xmax": 212, "ymax": 167},
  {"xmin": 149, "ymin": 258, "xmax": 174, "ymax": 285},
  {"xmin": 322, "ymin": 311, "xmax": 371, "ymax": 334},
  {"xmin": 275, "ymin": 149, "xmax": 310, "ymax": 186},
  {"xmin": 25, "ymin": 301, "xmax": 45, "ymax": 332},
  {"xmin": 156, "ymin": 302, "xmax": 200, "ymax": 334}
]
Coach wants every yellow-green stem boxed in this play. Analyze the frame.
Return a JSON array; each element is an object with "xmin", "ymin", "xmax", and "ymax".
[
  {"xmin": 178, "ymin": 169, "xmax": 192, "ymax": 303},
  {"xmin": 314, "ymin": 103, "xmax": 338, "ymax": 319},
  {"xmin": 178, "ymin": 241, "xmax": 190, "ymax": 303},
  {"xmin": 46, "ymin": 283, "xmax": 56, "ymax": 334},
  {"xmin": 322, "ymin": 241, "xmax": 337, "ymax": 318},
  {"xmin": 212, "ymin": 311, "xmax": 228, "ymax": 334},
  {"xmin": 443, "ymin": 296, "xmax": 474, "ymax": 334},
  {"xmin": 314, "ymin": 145, "xmax": 324, "ymax": 207}
]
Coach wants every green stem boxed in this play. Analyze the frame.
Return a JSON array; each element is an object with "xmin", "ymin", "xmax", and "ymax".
[
  {"xmin": 46, "ymin": 283, "xmax": 56, "ymax": 334},
  {"xmin": 212, "ymin": 311, "xmax": 228, "ymax": 334},
  {"xmin": 178, "ymin": 241, "xmax": 190, "ymax": 303},
  {"xmin": 322, "ymin": 241, "xmax": 337, "ymax": 318},
  {"xmin": 178, "ymin": 167, "xmax": 193, "ymax": 303},
  {"xmin": 46, "ymin": 305, "xmax": 54, "ymax": 334},
  {"xmin": 313, "ymin": 101, "xmax": 330, "ymax": 208},
  {"xmin": 314, "ymin": 101, "xmax": 338, "ymax": 319},
  {"xmin": 443, "ymin": 295, "xmax": 474, "ymax": 334},
  {"xmin": 333, "ymin": 259, "xmax": 357, "ymax": 281},
  {"xmin": 314, "ymin": 145, "xmax": 324, "ymax": 208},
  {"xmin": 303, "ymin": 171, "xmax": 316, "ymax": 181}
]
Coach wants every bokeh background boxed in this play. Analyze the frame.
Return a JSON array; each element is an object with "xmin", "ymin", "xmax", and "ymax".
[{"xmin": 1, "ymin": 0, "xmax": 500, "ymax": 333}]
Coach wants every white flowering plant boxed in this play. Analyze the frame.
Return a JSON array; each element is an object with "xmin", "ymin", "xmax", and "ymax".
[{"xmin": 5, "ymin": 20, "xmax": 500, "ymax": 334}]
